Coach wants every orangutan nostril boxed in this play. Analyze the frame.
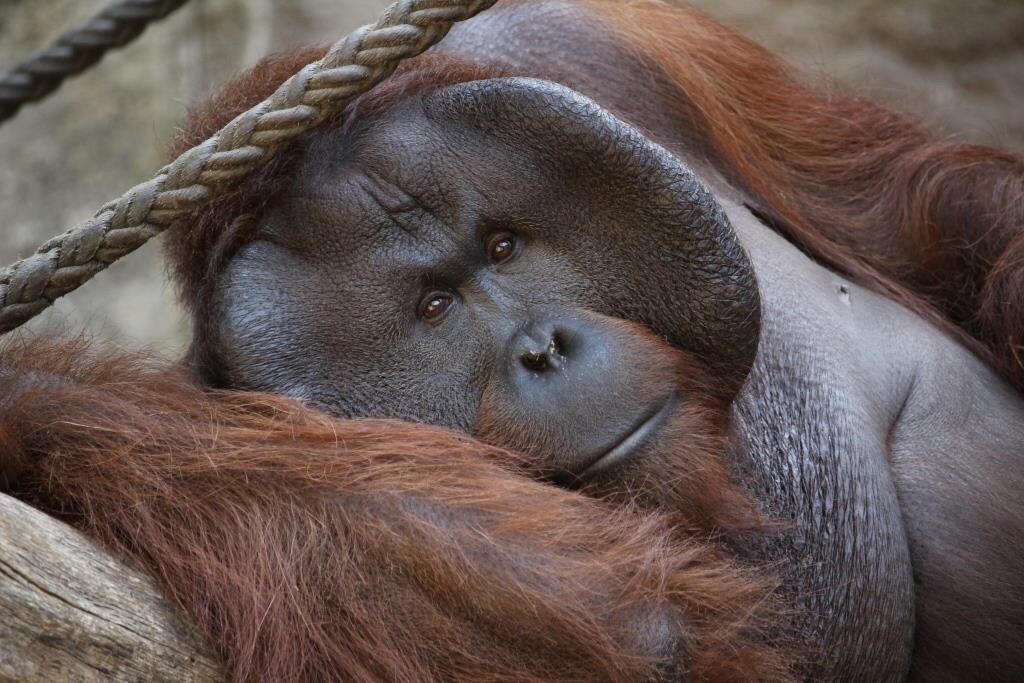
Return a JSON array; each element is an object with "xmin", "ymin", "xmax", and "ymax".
[{"xmin": 521, "ymin": 348, "xmax": 550, "ymax": 372}]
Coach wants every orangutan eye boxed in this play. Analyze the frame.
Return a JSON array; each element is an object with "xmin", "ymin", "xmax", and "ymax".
[
  {"xmin": 487, "ymin": 232, "xmax": 518, "ymax": 264},
  {"xmin": 419, "ymin": 291, "xmax": 454, "ymax": 321}
]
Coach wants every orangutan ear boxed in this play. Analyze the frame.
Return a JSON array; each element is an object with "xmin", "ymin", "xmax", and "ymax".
[{"xmin": 424, "ymin": 78, "xmax": 761, "ymax": 390}]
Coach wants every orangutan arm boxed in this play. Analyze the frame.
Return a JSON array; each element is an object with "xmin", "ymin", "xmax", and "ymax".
[{"xmin": 0, "ymin": 339, "xmax": 785, "ymax": 682}]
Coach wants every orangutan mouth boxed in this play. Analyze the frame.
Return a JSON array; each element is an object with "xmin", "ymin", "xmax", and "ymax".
[{"xmin": 578, "ymin": 393, "xmax": 678, "ymax": 480}]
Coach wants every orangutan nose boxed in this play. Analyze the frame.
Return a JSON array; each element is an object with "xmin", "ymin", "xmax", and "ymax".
[{"xmin": 514, "ymin": 321, "xmax": 567, "ymax": 374}]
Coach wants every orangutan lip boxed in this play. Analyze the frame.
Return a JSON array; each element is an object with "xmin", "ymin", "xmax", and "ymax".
[{"xmin": 578, "ymin": 393, "xmax": 677, "ymax": 480}]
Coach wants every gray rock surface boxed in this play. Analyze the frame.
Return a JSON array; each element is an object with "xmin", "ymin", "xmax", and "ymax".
[{"xmin": 1, "ymin": 0, "xmax": 1021, "ymax": 353}]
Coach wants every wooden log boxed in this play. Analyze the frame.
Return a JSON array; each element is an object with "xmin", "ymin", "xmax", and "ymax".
[{"xmin": 0, "ymin": 493, "xmax": 222, "ymax": 682}]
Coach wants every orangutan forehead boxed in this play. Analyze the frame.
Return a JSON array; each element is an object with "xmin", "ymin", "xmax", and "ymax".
[{"xmin": 260, "ymin": 117, "xmax": 471, "ymax": 253}]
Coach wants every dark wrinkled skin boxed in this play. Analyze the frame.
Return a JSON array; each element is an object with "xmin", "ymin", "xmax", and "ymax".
[{"xmin": 207, "ymin": 3, "xmax": 1024, "ymax": 680}]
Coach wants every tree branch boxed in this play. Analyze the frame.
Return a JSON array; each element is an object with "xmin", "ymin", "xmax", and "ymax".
[{"xmin": 0, "ymin": 493, "xmax": 222, "ymax": 682}]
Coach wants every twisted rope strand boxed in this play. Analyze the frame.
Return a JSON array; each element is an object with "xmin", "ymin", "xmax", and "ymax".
[
  {"xmin": 0, "ymin": 0, "xmax": 192, "ymax": 125},
  {"xmin": 0, "ymin": 0, "xmax": 498, "ymax": 334}
]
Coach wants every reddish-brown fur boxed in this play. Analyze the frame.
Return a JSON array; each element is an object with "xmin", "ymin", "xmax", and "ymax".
[{"xmin": 0, "ymin": 337, "xmax": 787, "ymax": 681}]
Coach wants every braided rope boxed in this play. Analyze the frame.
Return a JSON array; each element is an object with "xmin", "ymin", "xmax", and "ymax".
[
  {"xmin": 0, "ymin": 0, "xmax": 498, "ymax": 334},
  {"xmin": 0, "ymin": 0, "xmax": 192, "ymax": 124}
]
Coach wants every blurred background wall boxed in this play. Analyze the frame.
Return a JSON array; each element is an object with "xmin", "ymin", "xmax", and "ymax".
[{"xmin": 1, "ymin": 0, "xmax": 1021, "ymax": 357}]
